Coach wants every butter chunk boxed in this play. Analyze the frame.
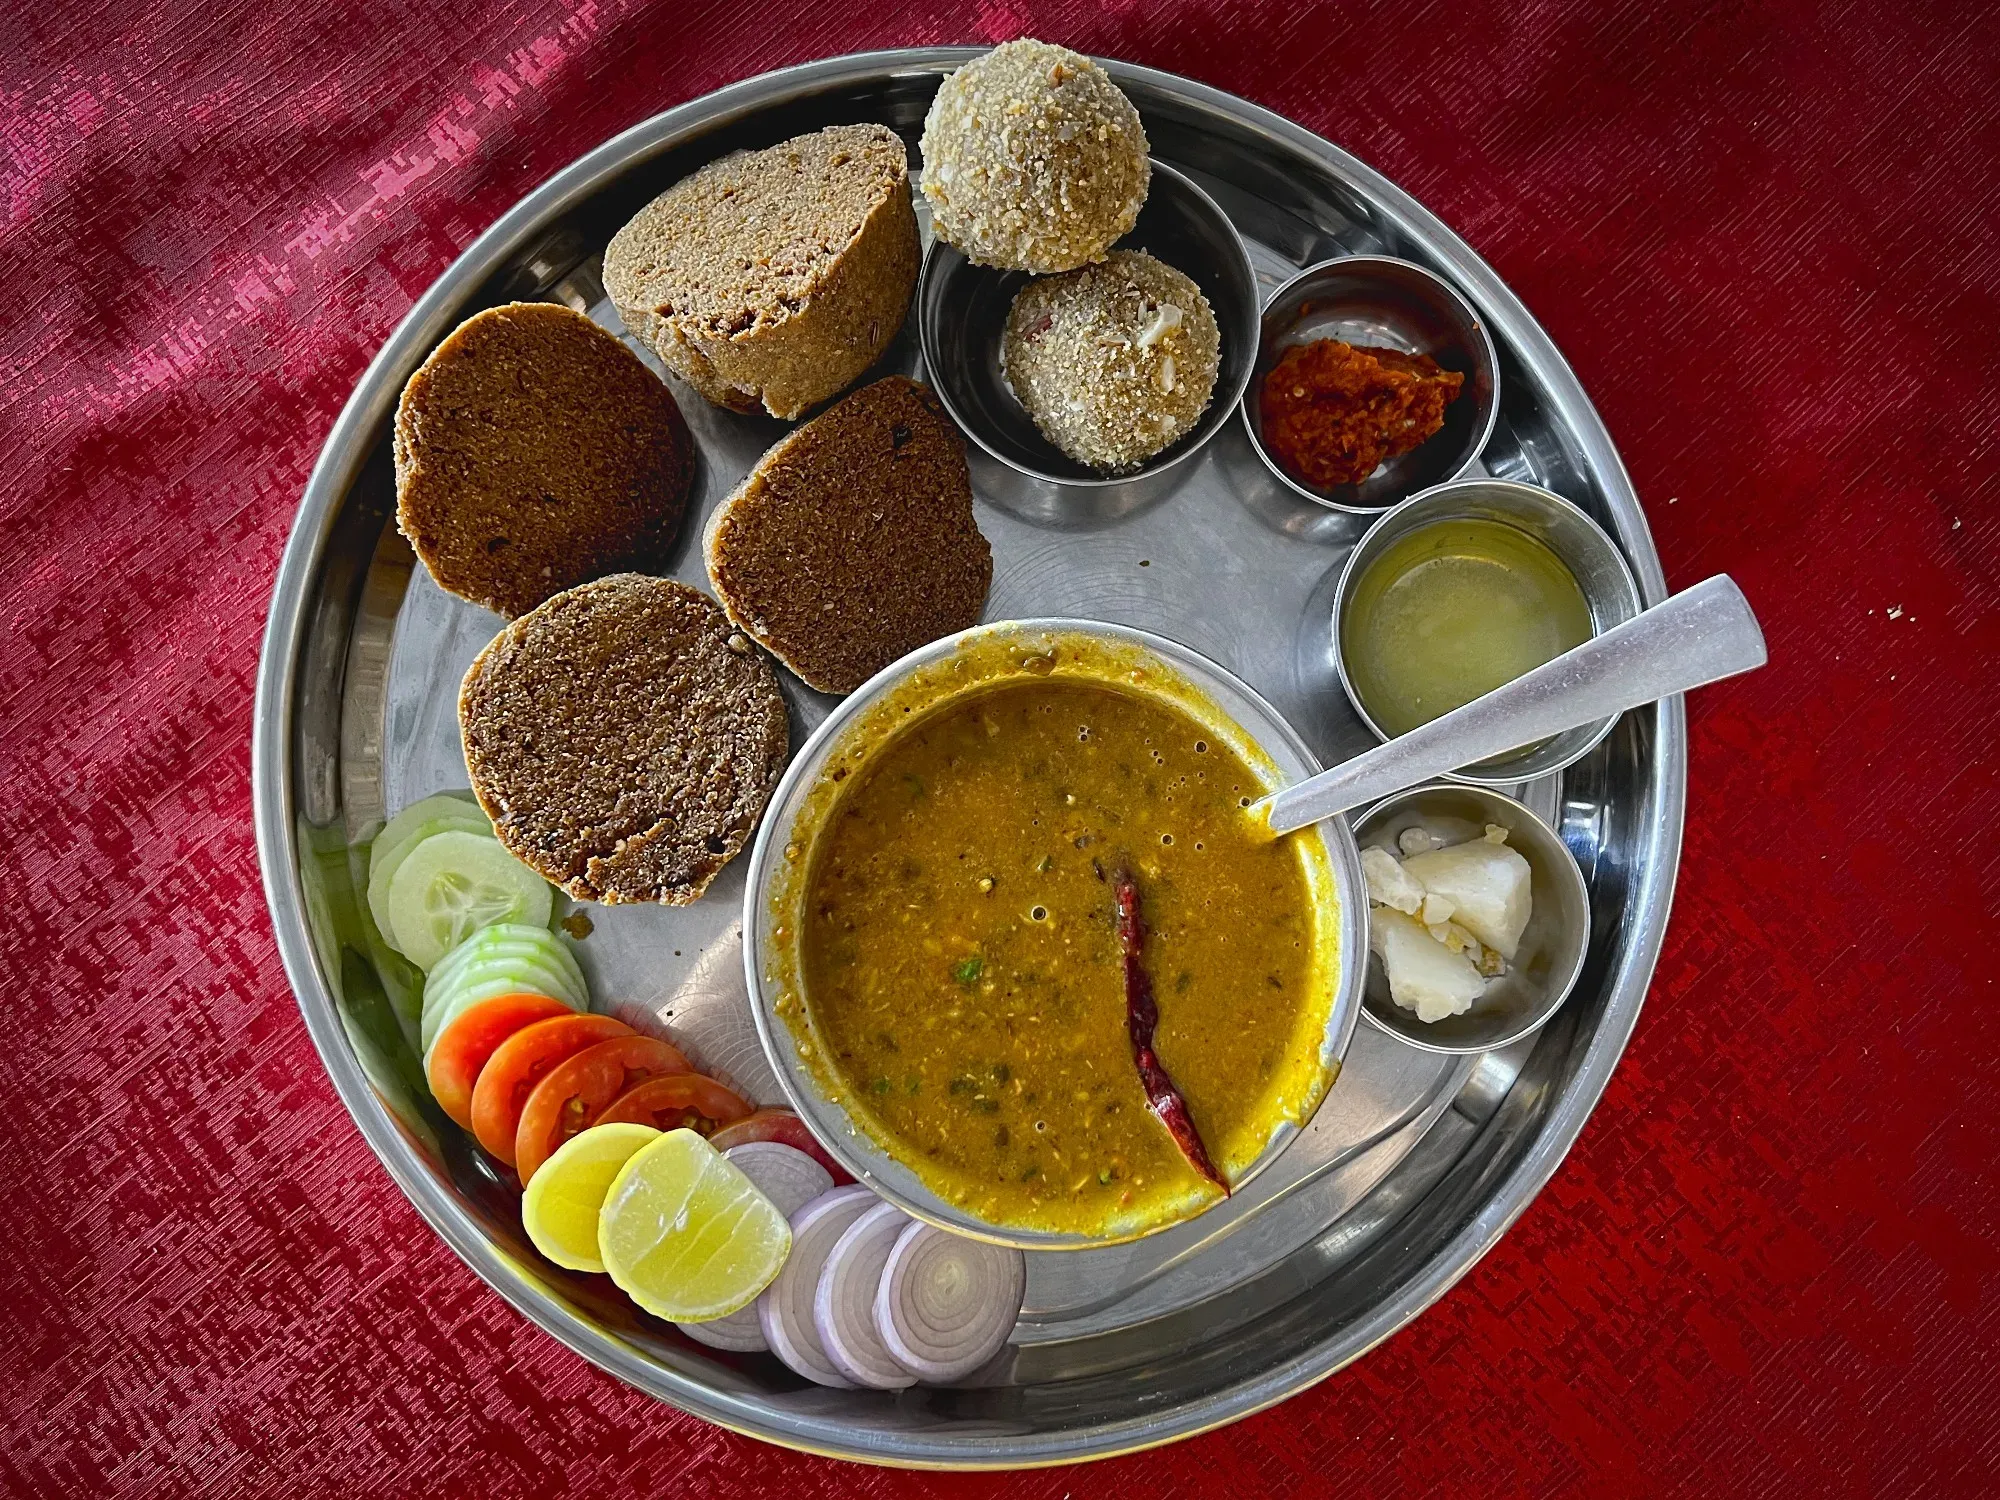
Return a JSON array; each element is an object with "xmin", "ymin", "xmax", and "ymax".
[
  {"xmin": 1361, "ymin": 845, "xmax": 1425, "ymax": 915},
  {"xmin": 1398, "ymin": 826, "xmax": 1445, "ymax": 856},
  {"xmin": 1401, "ymin": 837, "xmax": 1533, "ymax": 960},
  {"xmin": 1428, "ymin": 920, "xmax": 1483, "ymax": 966},
  {"xmin": 1371, "ymin": 909, "xmax": 1486, "ymax": 1023}
]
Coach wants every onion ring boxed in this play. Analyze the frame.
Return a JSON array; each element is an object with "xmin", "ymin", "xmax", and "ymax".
[
  {"xmin": 756, "ymin": 1185, "xmax": 875, "ymax": 1386},
  {"xmin": 677, "ymin": 1143, "xmax": 833, "ymax": 1352},
  {"xmin": 812, "ymin": 1200, "xmax": 917, "ymax": 1389},
  {"xmin": 874, "ymin": 1220, "xmax": 1025, "ymax": 1384}
]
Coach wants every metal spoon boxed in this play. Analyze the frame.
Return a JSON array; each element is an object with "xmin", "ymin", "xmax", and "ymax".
[{"xmin": 1256, "ymin": 574, "xmax": 1767, "ymax": 834}]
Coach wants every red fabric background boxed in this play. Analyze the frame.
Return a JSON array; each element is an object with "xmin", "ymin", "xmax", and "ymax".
[{"xmin": 4, "ymin": 1, "xmax": 1996, "ymax": 1493}]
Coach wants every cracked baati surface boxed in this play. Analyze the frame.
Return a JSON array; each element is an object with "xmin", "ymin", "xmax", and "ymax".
[
  {"xmin": 603, "ymin": 123, "xmax": 918, "ymax": 420},
  {"xmin": 393, "ymin": 302, "xmax": 693, "ymax": 619},
  {"xmin": 704, "ymin": 376, "xmax": 990, "ymax": 694},
  {"xmin": 459, "ymin": 574, "xmax": 789, "ymax": 905}
]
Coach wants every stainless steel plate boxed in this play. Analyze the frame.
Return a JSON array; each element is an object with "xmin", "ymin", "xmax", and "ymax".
[{"xmin": 254, "ymin": 49, "xmax": 1682, "ymax": 1468}]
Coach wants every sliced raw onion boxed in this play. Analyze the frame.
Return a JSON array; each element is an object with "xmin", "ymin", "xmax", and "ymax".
[
  {"xmin": 758, "ymin": 1186, "xmax": 876, "ymax": 1387},
  {"xmin": 874, "ymin": 1221, "xmax": 1025, "ymax": 1383},
  {"xmin": 709, "ymin": 1109, "xmax": 855, "ymax": 1186},
  {"xmin": 813, "ymin": 1200, "xmax": 918, "ymax": 1389},
  {"xmin": 720, "ymin": 1143, "xmax": 834, "ymax": 1218},
  {"xmin": 676, "ymin": 1313, "xmax": 769, "ymax": 1354},
  {"xmin": 677, "ymin": 1145, "xmax": 834, "ymax": 1353}
]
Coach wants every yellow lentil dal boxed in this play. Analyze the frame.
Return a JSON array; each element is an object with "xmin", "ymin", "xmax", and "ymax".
[{"xmin": 794, "ymin": 669, "xmax": 1334, "ymax": 1237}]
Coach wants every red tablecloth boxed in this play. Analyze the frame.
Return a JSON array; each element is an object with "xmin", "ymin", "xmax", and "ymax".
[{"xmin": 6, "ymin": 1, "xmax": 1997, "ymax": 1493}]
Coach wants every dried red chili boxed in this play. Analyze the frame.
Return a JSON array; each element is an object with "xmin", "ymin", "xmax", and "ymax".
[
  {"xmin": 1111, "ymin": 866, "xmax": 1227, "ymax": 1194},
  {"xmin": 1257, "ymin": 339, "xmax": 1465, "ymax": 490}
]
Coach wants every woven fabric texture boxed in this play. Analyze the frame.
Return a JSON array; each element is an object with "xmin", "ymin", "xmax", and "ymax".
[{"xmin": 3, "ymin": 1, "xmax": 1996, "ymax": 1494}]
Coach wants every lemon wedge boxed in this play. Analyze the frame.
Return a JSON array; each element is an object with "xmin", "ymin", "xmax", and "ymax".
[
  {"xmin": 521, "ymin": 1123, "xmax": 660, "ymax": 1272},
  {"xmin": 598, "ymin": 1129, "xmax": 792, "ymax": 1321}
]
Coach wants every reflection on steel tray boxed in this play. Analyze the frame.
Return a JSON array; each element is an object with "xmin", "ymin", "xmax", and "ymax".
[{"xmin": 253, "ymin": 48, "xmax": 1682, "ymax": 1468}]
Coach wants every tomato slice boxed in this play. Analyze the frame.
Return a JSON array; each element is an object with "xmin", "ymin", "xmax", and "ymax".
[
  {"xmin": 469, "ymin": 1013, "xmax": 631, "ymax": 1166},
  {"xmin": 514, "ymin": 1035, "xmax": 692, "ymax": 1183},
  {"xmin": 591, "ymin": 1072, "xmax": 752, "ymax": 1138},
  {"xmin": 427, "ymin": 993, "xmax": 572, "ymax": 1131},
  {"xmin": 708, "ymin": 1107, "xmax": 854, "ymax": 1185}
]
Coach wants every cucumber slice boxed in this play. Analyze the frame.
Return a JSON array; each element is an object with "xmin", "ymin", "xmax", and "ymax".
[
  {"xmin": 367, "ymin": 796, "xmax": 492, "ymax": 941},
  {"xmin": 423, "ymin": 936, "xmax": 548, "ymax": 1037},
  {"xmin": 386, "ymin": 831, "xmax": 553, "ymax": 970},
  {"xmin": 453, "ymin": 943, "xmax": 586, "ymax": 1007},
  {"xmin": 423, "ymin": 948, "xmax": 581, "ymax": 1038},
  {"xmin": 423, "ymin": 923, "xmax": 587, "ymax": 1013},
  {"xmin": 373, "ymin": 790, "xmax": 484, "ymax": 865},
  {"xmin": 419, "ymin": 923, "xmax": 588, "ymax": 1052},
  {"xmin": 421, "ymin": 966, "xmax": 586, "ymax": 1064}
]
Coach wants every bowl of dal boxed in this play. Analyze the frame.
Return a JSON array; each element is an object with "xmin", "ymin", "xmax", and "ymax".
[{"xmin": 743, "ymin": 620, "xmax": 1368, "ymax": 1250}]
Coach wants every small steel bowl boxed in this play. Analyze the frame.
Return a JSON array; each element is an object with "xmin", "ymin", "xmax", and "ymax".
[
  {"xmin": 742, "ymin": 619, "xmax": 1367, "ymax": 1252},
  {"xmin": 1353, "ymin": 784, "xmax": 1589, "ymax": 1054},
  {"xmin": 1333, "ymin": 477, "xmax": 1643, "ymax": 784},
  {"xmin": 1240, "ymin": 255, "xmax": 1499, "ymax": 512},
  {"xmin": 916, "ymin": 161, "xmax": 1260, "ymax": 527}
]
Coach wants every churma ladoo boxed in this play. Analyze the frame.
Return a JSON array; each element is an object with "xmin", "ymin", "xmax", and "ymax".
[
  {"xmin": 393, "ymin": 302, "xmax": 694, "ymax": 619},
  {"xmin": 704, "ymin": 376, "xmax": 991, "ymax": 694},
  {"xmin": 458, "ymin": 575, "xmax": 789, "ymax": 906},
  {"xmin": 1001, "ymin": 250, "xmax": 1221, "ymax": 472},
  {"xmin": 921, "ymin": 40, "xmax": 1150, "ymax": 273},
  {"xmin": 603, "ymin": 124, "xmax": 919, "ymax": 420}
]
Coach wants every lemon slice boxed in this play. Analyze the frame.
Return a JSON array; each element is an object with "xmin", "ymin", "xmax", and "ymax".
[
  {"xmin": 521, "ymin": 1123, "xmax": 660, "ymax": 1272},
  {"xmin": 599, "ymin": 1129, "xmax": 792, "ymax": 1321}
]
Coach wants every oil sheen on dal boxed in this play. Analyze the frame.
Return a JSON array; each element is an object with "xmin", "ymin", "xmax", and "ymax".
[{"xmin": 799, "ymin": 676, "xmax": 1332, "ymax": 1236}]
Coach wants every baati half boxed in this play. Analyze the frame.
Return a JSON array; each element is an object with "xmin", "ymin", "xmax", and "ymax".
[
  {"xmin": 459, "ymin": 574, "xmax": 788, "ymax": 905},
  {"xmin": 704, "ymin": 376, "xmax": 990, "ymax": 694}
]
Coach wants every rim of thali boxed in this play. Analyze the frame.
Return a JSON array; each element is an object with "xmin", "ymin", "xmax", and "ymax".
[{"xmin": 253, "ymin": 48, "xmax": 1685, "ymax": 1467}]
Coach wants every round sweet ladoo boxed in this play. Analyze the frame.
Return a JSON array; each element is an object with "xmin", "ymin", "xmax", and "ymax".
[
  {"xmin": 393, "ymin": 302, "xmax": 693, "ymax": 619},
  {"xmin": 458, "ymin": 575, "xmax": 789, "ymax": 906},
  {"xmin": 1000, "ymin": 249, "xmax": 1222, "ymax": 473},
  {"xmin": 920, "ymin": 39, "xmax": 1150, "ymax": 273}
]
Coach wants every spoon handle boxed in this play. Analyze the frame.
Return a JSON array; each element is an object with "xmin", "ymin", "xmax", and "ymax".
[{"xmin": 1259, "ymin": 574, "xmax": 1767, "ymax": 834}]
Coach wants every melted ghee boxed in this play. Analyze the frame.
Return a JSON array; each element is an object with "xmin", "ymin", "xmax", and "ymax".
[{"xmin": 1342, "ymin": 518, "xmax": 1593, "ymax": 737}]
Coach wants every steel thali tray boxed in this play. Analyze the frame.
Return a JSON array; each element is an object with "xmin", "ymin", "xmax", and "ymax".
[{"xmin": 253, "ymin": 48, "xmax": 1683, "ymax": 1467}]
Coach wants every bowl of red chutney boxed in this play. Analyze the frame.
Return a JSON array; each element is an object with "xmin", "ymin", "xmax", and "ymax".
[{"xmin": 1240, "ymin": 255, "xmax": 1499, "ymax": 512}]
